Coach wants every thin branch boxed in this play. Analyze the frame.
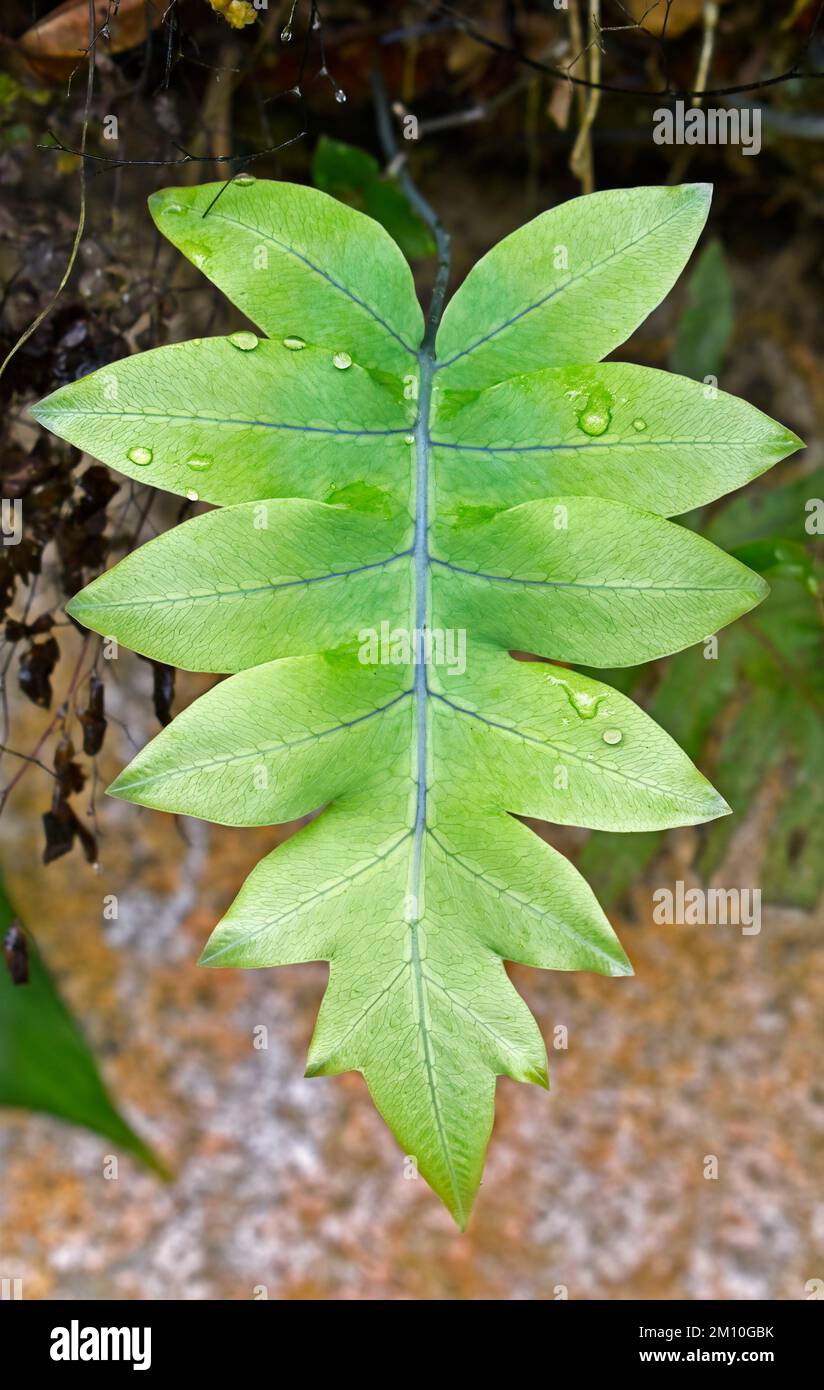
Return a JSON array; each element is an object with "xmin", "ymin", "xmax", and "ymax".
[
  {"xmin": 0, "ymin": 636, "xmax": 91, "ymax": 814},
  {"xmin": 692, "ymin": 0, "xmax": 721, "ymax": 109},
  {"xmin": 371, "ymin": 67, "xmax": 450, "ymax": 349},
  {"xmin": 0, "ymin": 748, "xmax": 57, "ymax": 779},
  {"xmin": 414, "ymin": 0, "xmax": 824, "ymax": 100},
  {"xmin": 570, "ymin": 0, "xmax": 602, "ymax": 193},
  {"xmin": 37, "ymin": 127, "xmax": 307, "ymax": 175}
]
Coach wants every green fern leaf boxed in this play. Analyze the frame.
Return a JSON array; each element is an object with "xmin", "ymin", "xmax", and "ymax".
[{"xmin": 31, "ymin": 180, "xmax": 802, "ymax": 1226}]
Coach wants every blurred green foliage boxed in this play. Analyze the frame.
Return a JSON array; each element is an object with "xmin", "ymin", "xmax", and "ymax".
[
  {"xmin": 312, "ymin": 135, "xmax": 435, "ymax": 260},
  {"xmin": 580, "ymin": 236, "xmax": 823, "ymax": 909},
  {"xmin": 0, "ymin": 873, "xmax": 168, "ymax": 1175},
  {"xmin": 670, "ymin": 239, "xmax": 734, "ymax": 382},
  {"xmin": 579, "ymin": 464, "xmax": 824, "ymax": 910}
]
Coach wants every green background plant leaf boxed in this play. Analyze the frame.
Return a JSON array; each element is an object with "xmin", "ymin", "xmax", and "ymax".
[
  {"xmin": 579, "ymin": 466, "xmax": 824, "ymax": 909},
  {"xmin": 670, "ymin": 238, "xmax": 734, "ymax": 381},
  {"xmin": 0, "ymin": 874, "xmax": 168, "ymax": 1176},
  {"xmin": 312, "ymin": 135, "xmax": 436, "ymax": 260}
]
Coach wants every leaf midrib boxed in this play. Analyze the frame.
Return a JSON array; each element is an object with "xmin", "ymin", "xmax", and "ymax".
[
  {"xmin": 406, "ymin": 347, "xmax": 467, "ymax": 1222},
  {"xmin": 118, "ymin": 690, "xmax": 412, "ymax": 791},
  {"xmin": 73, "ymin": 552, "xmax": 412, "ymax": 613},
  {"xmin": 429, "ymin": 557, "xmax": 753, "ymax": 594},
  {"xmin": 38, "ymin": 407, "xmax": 407, "ymax": 440},
  {"xmin": 431, "ymin": 437, "xmax": 770, "ymax": 454}
]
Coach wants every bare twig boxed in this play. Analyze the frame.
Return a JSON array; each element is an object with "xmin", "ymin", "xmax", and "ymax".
[
  {"xmin": 569, "ymin": 0, "xmax": 602, "ymax": 193},
  {"xmin": 692, "ymin": 0, "xmax": 721, "ymax": 109},
  {"xmin": 414, "ymin": 0, "xmax": 824, "ymax": 100},
  {"xmin": 371, "ymin": 67, "xmax": 450, "ymax": 348}
]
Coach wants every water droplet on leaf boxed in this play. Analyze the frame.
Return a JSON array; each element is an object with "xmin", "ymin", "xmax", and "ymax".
[
  {"xmin": 569, "ymin": 689, "xmax": 601, "ymax": 720},
  {"xmin": 333, "ymin": 351, "xmax": 352, "ymax": 370},
  {"xmin": 404, "ymin": 434, "xmax": 415, "ymax": 445},
  {"xmin": 234, "ymin": 173, "xmax": 255, "ymax": 186},
  {"xmin": 183, "ymin": 243, "xmax": 210, "ymax": 269},
  {"xmin": 602, "ymin": 728, "xmax": 623, "ymax": 745},
  {"xmin": 127, "ymin": 447, "xmax": 152, "ymax": 466},
  {"xmin": 632, "ymin": 418, "xmax": 647, "ymax": 432},
  {"xmin": 282, "ymin": 336, "xmax": 306, "ymax": 351},
  {"xmin": 548, "ymin": 674, "xmax": 604, "ymax": 721},
  {"xmin": 578, "ymin": 408, "xmax": 610, "ymax": 436},
  {"xmin": 186, "ymin": 457, "xmax": 211, "ymax": 472},
  {"xmin": 575, "ymin": 384, "xmax": 612, "ymax": 437},
  {"xmin": 186, "ymin": 488, "xmax": 199, "ymax": 502},
  {"xmin": 228, "ymin": 332, "xmax": 258, "ymax": 351}
]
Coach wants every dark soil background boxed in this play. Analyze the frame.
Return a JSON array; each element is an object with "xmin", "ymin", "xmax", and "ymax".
[{"xmin": 0, "ymin": 0, "xmax": 822, "ymax": 1299}]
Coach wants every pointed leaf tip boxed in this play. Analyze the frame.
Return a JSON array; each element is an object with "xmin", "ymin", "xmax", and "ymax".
[
  {"xmin": 525, "ymin": 1061, "xmax": 550, "ymax": 1089},
  {"xmin": 106, "ymin": 770, "xmax": 136, "ymax": 802},
  {"xmin": 781, "ymin": 427, "xmax": 806, "ymax": 453},
  {"xmin": 686, "ymin": 181, "xmax": 713, "ymax": 202}
]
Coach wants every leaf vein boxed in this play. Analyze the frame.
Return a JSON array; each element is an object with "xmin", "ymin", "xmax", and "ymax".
[
  {"xmin": 119, "ymin": 690, "xmax": 413, "ymax": 791},
  {"xmin": 429, "ymin": 690, "xmax": 715, "ymax": 807},
  {"xmin": 200, "ymin": 208, "xmax": 419, "ymax": 357}
]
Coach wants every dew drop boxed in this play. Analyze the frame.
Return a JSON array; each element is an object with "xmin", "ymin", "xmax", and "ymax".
[
  {"xmin": 602, "ymin": 728, "xmax": 623, "ymax": 745},
  {"xmin": 334, "ymin": 88, "xmax": 348, "ymax": 104},
  {"xmin": 228, "ymin": 331, "xmax": 258, "ymax": 351},
  {"xmin": 282, "ymin": 336, "xmax": 306, "ymax": 351},
  {"xmin": 281, "ymin": 25, "xmax": 292, "ymax": 41},
  {"xmin": 186, "ymin": 488, "xmax": 200, "ymax": 502},
  {"xmin": 632, "ymin": 417, "xmax": 647, "ymax": 432},
  {"xmin": 578, "ymin": 407, "xmax": 610, "ymax": 437},
  {"xmin": 404, "ymin": 434, "xmax": 415, "ymax": 445},
  {"xmin": 575, "ymin": 384, "xmax": 612, "ymax": 438},
  {"xmin": 569, "ymin": 689, "xmax": 601, "ymax": 720},
  {"xmin": 127, "ymin": 446, "xmax": 152, "ymax": 466},
  {"xmin": 186, "ymin": 457, "xmax": 211, "ymax": 472},
  {"xmin": 333, "ymin": 350, "xmax": 352, "ymax": 370},
  {"xmin": 549, "ymin": 674, "xmax": 605, "ymax": 721},
  {"xmin": 234, "ymin": 173, "xmax": 256, "ymax": 186}
]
